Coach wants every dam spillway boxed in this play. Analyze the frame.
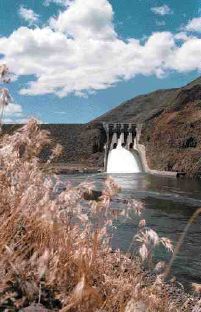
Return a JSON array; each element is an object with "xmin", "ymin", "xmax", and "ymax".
[{"xmin": 103, "ymin": 123, "xmax": 142, "ymax": 173}]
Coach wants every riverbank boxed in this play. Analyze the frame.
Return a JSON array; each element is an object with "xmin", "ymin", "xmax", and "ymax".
[
  {"xmin": 138, "ymin": 270, "xmax": 201, "ymax": 311},
  {"xmin": 41, "ymin": 163, "xmax": 103, "ymax": 174},
  {"xmin": 42, "ymin": 162, "xmax": 188, "ymax": 178},
  {"xmin": 20, "ymin": 264, "xmax": 201, "ymax": 312},
  {"xmin": 3, "ymin": 263, "xmax": 201, "ymax": 311},
  {"xmin": 1, "ymin": 121, "xmax": 201, "ymax": 312}
]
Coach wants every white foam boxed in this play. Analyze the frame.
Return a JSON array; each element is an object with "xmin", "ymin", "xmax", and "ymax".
[{"xmin": 107, "ymin": 139, "xmax": 141, "ymax": 173}]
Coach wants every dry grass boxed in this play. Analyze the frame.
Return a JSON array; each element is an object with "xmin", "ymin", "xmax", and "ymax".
[{"xmin": 0, "ymin": 120, "xmax": 199, "ymax": 311}]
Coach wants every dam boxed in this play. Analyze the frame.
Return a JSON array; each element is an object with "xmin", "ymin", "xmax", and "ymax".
[
  {"xmin": 103, "ymin": 123, "xmax": 142, "ymax": 173},
  {"xmin": 1, "ymin": 122, "xmax": 177, "ymax": 176}
]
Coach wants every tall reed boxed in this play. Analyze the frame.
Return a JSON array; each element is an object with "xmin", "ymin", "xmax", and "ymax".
[{"xmin": 0, "ymin": 120, "xmax": 198, "ymax": 311}]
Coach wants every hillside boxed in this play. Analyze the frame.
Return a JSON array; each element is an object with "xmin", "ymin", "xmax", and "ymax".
[
  {"xmin": 2, "ymin": 76, "xmax": 201, "ymax": 177},
  {"xmin": 1, "ymin": 123, "xmax": 106, "ymax": 170},
  {"xmin": 94, "ymin": 76, "xmax": 201, "ymax": 177},
  {"xmin": 141, "ymin": 83, "xmax": 201, "ymax": 177},
  {"xmin": 94, "ymin": 88, "xmax": 179, "ymax": 124}
]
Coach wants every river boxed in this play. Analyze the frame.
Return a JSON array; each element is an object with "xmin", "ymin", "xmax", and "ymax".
[{"xmin": 61, "ymin": 172, "xmax": 201, "ymax": 289}]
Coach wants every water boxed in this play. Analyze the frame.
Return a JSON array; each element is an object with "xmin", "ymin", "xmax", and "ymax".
[
  {"xmin": 61, "ymin": 172, "xmax": 201, "ymax": 289},
  {"xmin": 107, "ymin": 139, "xmax": 141, "ymax": 173}
]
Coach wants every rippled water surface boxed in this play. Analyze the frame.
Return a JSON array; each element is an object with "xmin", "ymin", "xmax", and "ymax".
[{"xmin": 61, "ymin": 173, "xmax": 201, "ymax": 288}]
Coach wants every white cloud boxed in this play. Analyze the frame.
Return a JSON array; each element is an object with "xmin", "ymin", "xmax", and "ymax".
[
  {"xmin": 156, "ymin": 20, "xmax": 166, "ymax": 26},
  {"xmin": 4, "ymin": 103, "xmax": 23, "ymax": 117},
  {"xmin": 167, "ymin": 38, "xmax": 201, "ymax": 72},
  {"xmin": 2, "ymin": 103, "xmax": 33, "ymax": 124},
  {"xmin": 2, "ymin": 103, "xmax": 41, "ymax": 124},
  {"xmin": 49, "ymin": 0, "xmax": 116, "ymax": 40},
  {"xmin": 0, "ymin": 0, "xmax": 200, "ymax": 98},
  {"xmin": 3, "ymin": 103, "xmax": 27, "ymax": 124},
  {"xmin": 185, "ymin": 17, "xmax": 201, "ymax": 33},
  {"xmin": 3, "ymin": 117, "xmax": 29, "ymax": 124},
  {"xmin": 151, "ymin": 5, "xmax": 172, "ymax": 16},
  {"xmin": 55, "ymin": 111, "xmax": 67, "ymax": 114},
  {"xmin": 174, "ymin": 32, "xmax": 190, "ymax": 41},
  {"xmin": 19, "ymin": 6, "xmax": 39, "ymax": 25},
  {"xmin": 44, "ymin": 0, "xmax": 70, "ymax": 6}
]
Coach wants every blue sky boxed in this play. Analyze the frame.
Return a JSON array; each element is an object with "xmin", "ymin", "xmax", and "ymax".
[{"xmin": 0, "ymin": 0, "xmax": 201, "ymax": 123}]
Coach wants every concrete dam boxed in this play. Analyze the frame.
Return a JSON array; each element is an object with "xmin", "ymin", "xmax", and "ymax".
[{"xmin": 103, "ymin": 123, "xmax": 143, "ymax": 173}]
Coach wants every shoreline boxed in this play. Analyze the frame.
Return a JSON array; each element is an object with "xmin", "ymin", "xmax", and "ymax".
[
  {"xmin": 41, "ymin": 163, "xmax": 193, "ymax": 179},
  {"xmin": 41, "ymin": 163, "xmax": 103, "ymax": 174},
  {"xmin": 135, "ymin": 268, "xmax": 201, "ymax": 311}
]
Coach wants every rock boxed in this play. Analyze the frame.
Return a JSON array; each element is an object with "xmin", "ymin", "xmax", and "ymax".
[
  {"xmin": 182, "ymin": 136, "xmax": 197, "ymax": 148},
  {"xmin": 125, "ymin": 300, "xmax": 147, "ymax": 312},
  {"xmin": 20, "ymin": 303, "xmax": 49, "ymax": 312},
  {"xmin": 83, "ymin": 190, "xmax": 102, "ymax": 201}
]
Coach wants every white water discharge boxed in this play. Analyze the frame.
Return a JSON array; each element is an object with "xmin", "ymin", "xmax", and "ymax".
[{"xmin": 107, "ymin": 139, "xmax": 141, "ymax": 173}]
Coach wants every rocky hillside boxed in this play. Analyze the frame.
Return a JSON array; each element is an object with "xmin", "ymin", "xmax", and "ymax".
[{"xmin": 94, "ymin": 76, "xmax": 201, "ymax": 177}]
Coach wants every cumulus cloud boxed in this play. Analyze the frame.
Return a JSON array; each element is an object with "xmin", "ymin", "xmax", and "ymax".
[
  {"xmin": 151, "ymin": 5, "xmax": 172, "ymax": 16},
  {"xmin": 0, "ymin": 0, "xmax": 200, "ymax": 98},
  {"xmin": 167, "ymin": 38, "xmax": 201, "ymax": 72},
  {"xmin": 49, "ymin": 0, "xmax": 116, "ymax": 40},
  {"xmin": 19, "ymin": 6, "xmax": 39, "ymax": 25},
  {"xmin": 185, "ymin": 17, "xmax": 201, "ymax": 33}
]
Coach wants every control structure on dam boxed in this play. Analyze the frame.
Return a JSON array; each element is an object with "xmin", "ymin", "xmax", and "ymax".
[{"xmin": 103, "ymin": 123, "xmax": 141, "ymax": 172}]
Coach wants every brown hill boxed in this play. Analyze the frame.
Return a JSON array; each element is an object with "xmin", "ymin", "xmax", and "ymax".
[
  {"xmin": 94, "ymin": 88, "xmax": 178, "ymax": 124},
  {"xmin": 140, "ymin": 85, "xmax": 201, "ymax": 177},
  {"xmin": 1, "ymin": 123, "xmax": 106, "ymax": 171},
  {"xmin": 94, "ymin": 76, "xmax": 201, "ymax": 177}
]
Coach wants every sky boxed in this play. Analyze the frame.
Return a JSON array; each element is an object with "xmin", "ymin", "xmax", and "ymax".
[{"xmin": 0, "ymin": 0, "xmax": 201, "ymax": 124}]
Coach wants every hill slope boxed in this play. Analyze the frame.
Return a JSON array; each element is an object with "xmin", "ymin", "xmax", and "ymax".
[
  {"xmin": 94, "ymin": 88, "xmax": 179, "ymax": 123},
  {"xmin": 93, "ymin": 76, "xmax": 201, "ymax": 177}
]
